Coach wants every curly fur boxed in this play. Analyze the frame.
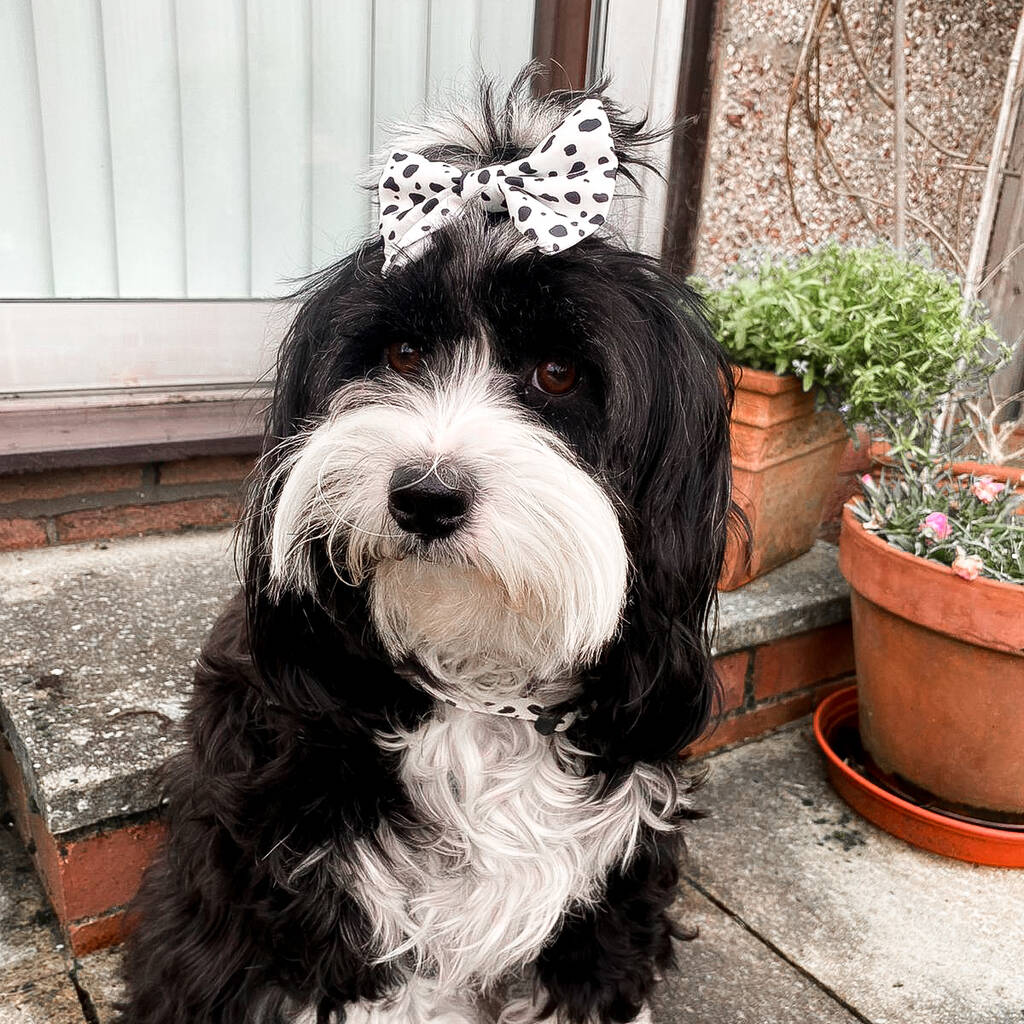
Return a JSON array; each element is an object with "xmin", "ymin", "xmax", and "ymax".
[{"xmin": 120, "ymin": 69, "xmax": 733, "ymax": 1024}]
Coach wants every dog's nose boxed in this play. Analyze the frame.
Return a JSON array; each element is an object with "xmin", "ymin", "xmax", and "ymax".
[{"xmin": 388, "ymin": 465, "xmax": 474, "ymax": 540}]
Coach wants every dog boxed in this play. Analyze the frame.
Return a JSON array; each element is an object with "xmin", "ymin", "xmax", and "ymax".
[{"xmin": 120, "ymin": 70, "xmax": 733, "ymax": 1024}]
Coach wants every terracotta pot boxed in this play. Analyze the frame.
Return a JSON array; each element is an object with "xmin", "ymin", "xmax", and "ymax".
[
  {"xmin": 719, "ymin": 367, "xmax": 848, "ymax": 590},
  {"xmin": 839, "ymin": 504, "xmax": 1024, "ymax": 815}
]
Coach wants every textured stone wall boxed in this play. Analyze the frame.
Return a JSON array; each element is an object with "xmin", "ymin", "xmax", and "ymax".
[{"xmin": 695, "ymin": 0, "xmax": 1019, "ymax": 278}]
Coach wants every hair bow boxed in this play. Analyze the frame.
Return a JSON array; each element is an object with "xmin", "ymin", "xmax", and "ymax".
[{"xmin": 377, "ymin": 98, "xmax": 618, "ymax": 273}]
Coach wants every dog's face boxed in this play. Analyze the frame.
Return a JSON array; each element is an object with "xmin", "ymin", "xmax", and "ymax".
[
  {"xmin": 245, "ymin": 89, "xmax": 733, "ymax": 764},
  {"xmin": 266, "ymin": 222, "xmax": 634, "ymax": 698}
]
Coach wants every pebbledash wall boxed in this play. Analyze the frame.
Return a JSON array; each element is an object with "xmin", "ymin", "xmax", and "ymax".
[{"xmin": 694, "ymin": 0, "xmax": 1018, "ymax": 277}]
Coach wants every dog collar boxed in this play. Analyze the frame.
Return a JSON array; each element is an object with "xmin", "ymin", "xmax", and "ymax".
[{"xmin": 400, "ymin": 666, "xmax": 579, "ymax": 735}]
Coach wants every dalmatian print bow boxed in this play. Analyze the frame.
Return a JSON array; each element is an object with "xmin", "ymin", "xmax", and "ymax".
[{"xmin": 377, "ymin": 98, "xmax": 618, "ymax": 273}]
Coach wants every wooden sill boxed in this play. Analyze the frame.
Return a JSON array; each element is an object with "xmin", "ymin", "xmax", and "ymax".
[{"xmin": 0, "ymin": 389, "xmax": 269, "ymax": 473}]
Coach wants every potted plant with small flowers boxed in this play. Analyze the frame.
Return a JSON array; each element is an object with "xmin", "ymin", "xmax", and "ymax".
[
  {"xmin": 697, "ymin": 243, "xmax": 991, "ymax": 590},
  {"xmin": 841, "ymin": 413, "xmax": 1024, "ymax": 819}
]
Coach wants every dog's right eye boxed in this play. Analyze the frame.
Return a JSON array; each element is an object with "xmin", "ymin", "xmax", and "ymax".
[{"xmin": 387, "ymin": 341, "xmax": 422, "ymax": 374}]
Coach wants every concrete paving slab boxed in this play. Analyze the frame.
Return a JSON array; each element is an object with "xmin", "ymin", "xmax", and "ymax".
[
  {"xmin": 716, "ymin": 542, "xmax": 849, "ymax": 655},
  {"xmin": 687, "ymin": 723, "xmax": 1024, "ymax": 1024},
  {"xmin": 0, "ymin": 531, "xmax": 848, "ymax": 838},
  {"xmin": 74, "ymin": 947, "xmax": 123, "ymax": 1023},
  {"xmin": 0, "ymin": 824, "xmax": 85, "ymax": 1023},
  {"xmin": 0, "ymin": 824, "xmax": 65, "ymax": 981},
  {"xmin": 0, "ymin": 970, "xmax": 88, "ymax": 1024},
  {"xmin": 655, "ymin": 886, "xmax": 860, "ymax": 1023},
  {"xmin": 0, "ymin": 531, "xmax": 237, "ymax": 833}
]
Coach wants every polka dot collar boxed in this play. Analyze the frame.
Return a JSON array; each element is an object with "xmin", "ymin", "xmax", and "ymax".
[{"xmin": 377, "ymin": 98, "xmax": 619, "ymax": 273}]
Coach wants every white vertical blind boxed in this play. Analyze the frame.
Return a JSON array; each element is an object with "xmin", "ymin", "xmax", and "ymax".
[
  {"xmin": 248, "ymin": 0, "xmax": 313, "ymax": 296},
  {"xmin": 176, "ymin": 0, "xmax": 250, "ymax": 298},
  {"xmin": 311, "ymin": 0, "xmax": 374, "ymax": 267},
  {"xmin": 101, "ymin": 0, "xmax": 187, "ymax": 297},
  {"xmin": 0, "ymin": 1, "xmax": 53, "ymax": 297},
  {"xmin": 1, "ymin": 0, "xmax": 535, "ymax": 302},
  {"xmin": 372, "ymin": 0, "xmax": 430, "ymax": 153},
  {"xmin": 32, "ymin": 0, "xmax": 118, "ymax": 297}
]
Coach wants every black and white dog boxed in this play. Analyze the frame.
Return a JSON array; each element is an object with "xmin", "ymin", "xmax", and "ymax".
[{"xmin": 122, "ymin": 72, "xmax": 733, "ymax": 1024}]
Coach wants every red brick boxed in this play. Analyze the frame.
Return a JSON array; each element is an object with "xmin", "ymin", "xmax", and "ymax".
[
  {"xmin": 714, "ymin": 650, "xmax": 749, "ymax": 712},
  {"xmin": 0, "ymin": 465, "xmax": 142, "ymax": 503},
  {"xmin": 68, "ymin": 910, "xmax": 134, "ymax": 957},
  {"xmin": 60, "ymin": 821, "xmax": 166, "ymax": 922},
  {"xmin": 55, "ymin": 496, "xmax": 241, "ymax": 543},
  {"xmin": 0, "ymin": 517, "xmax": 49, "ymax": 550},
  {"xmin": 158, "ymin": 454, "xmax": 255, "ymax": 487},
  {"xmin": 1, "ymin": 739, "xmax": 163, "ymax": 955},
  {"xmin": 685, "ymin": 680, "xmax": 847, "ymax": 758},
  {"xmin": 752, "ymin": 623, "xmax": 854, "ymax": 700}
]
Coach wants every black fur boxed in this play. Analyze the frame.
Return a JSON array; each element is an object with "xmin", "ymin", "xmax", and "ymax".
[{"xmin": 121, "ymin": 73, "xmax": 733, "ymax": 1024}]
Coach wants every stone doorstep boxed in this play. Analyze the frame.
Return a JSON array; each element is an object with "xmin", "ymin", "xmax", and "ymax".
[{"xmin": 0, "ymin": 531, "xmax": 851, "ymax": 955}]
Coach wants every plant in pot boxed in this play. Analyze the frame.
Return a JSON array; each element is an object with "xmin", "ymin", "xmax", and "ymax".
[
  {"xmin": 697, "ymin": 243, "xmax": 987, "ymax": 590},
  {"xmin": 815, "ymin": 250, "xmax": 1024, "ymax": 862}
]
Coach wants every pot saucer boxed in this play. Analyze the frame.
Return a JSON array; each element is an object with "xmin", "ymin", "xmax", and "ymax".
[{"xmin": 814, "ymin": 686, "xmax": 1024, "ymax": 868}]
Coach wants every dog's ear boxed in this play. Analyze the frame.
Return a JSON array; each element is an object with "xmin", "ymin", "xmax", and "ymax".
[
  {"xmin": 239, "ymin": 246, "xmax": 385, "ymax": 690},
  {"xmin": 578, "ymin": 264, "xmax": 734, "ymax": 768}
]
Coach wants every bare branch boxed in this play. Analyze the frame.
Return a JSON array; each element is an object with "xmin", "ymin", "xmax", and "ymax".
[
  {"xmin": 892, "ymin": 0, "xmax": 909, "ymax": 249},
  {"xmin": 835, "ymin": 0, "xmax": 972, "ymax": 161}
]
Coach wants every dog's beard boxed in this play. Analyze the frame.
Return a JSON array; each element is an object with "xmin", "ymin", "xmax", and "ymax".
[{"xmin": 266, "ymin": 347, "xmax": 629, "ymax": 693}]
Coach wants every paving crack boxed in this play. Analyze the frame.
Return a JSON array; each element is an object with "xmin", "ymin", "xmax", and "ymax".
[{"xmin": 681, "ymin": 873, "xmax": 879, "ymax": 1024}]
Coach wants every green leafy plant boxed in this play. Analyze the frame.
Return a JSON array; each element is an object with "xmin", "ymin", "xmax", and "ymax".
[
  {"xmin": 695, "ymin": 242, "xmax": 997, "ymax": 429},
  {"xmin": 697, "ymin": 241, "xmax": 1022, "ymax": 584}
]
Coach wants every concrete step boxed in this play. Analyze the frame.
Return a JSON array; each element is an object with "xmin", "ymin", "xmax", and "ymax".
[{"xmin": 0, "ymin": 530, "xmax": 850, "ymax": 954}]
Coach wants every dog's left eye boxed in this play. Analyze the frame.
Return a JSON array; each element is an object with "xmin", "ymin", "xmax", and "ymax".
[
  {"xmin": 387, "ymin": 341, "xmax": 422, "ymax": 374},
  {"xmin": 532, "ymin": 358, "xmax": 577, "ymax": 396}
]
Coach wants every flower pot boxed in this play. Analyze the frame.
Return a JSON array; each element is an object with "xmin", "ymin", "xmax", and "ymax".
[
  {"xmin": 719, "ymin": 367, "xmax": 848, "ymax": 590},
  {"xmin": 814, "ymin": 686, "xmax": 1024, "ymax": 866},
  {"xmin": 838, "ymin": 504, "xmax": 1024, "ymax": 815}
]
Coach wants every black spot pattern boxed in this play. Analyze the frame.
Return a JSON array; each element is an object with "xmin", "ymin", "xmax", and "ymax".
[{"xmin": 378, "ymin": 98, "xmax": 618, "ymax": 271}]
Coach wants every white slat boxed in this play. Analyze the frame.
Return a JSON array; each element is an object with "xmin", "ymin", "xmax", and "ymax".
[
  {"xmin": 311, "ymin": 0, "xmax": 374, "ymax": 268},
  {"xmin": 247, "ymin": 0, "xmax": 313, "ymax": 297},
  {"xmin": 100, "ymin": 0, "xmax": 186, "ymax": 297},
  {"xmin": 31, "ymin": 0, "xmax": 118, "ymax": 297},
  {"xmin": 0, "ymin": 1, "xmax": 53, "ymax": 297},
  {"xmin": 476, "ymin": 1, "xmax": 536, "ymax": 90},
  {"xmin": 176, "ymin": 0, "xmax": 250, "ymax": 298},
  {"xmin": 427, "ymin": 0, "xmax": 478, "ymax": 99},
  {"xmin": 372, "ymin": 0, "xmax": 429, "ymax": 153}
]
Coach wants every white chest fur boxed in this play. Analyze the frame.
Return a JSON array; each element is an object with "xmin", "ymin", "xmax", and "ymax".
[{"xmin": 344, "ymin": 707, "xmax": 682, "ymax": 992}]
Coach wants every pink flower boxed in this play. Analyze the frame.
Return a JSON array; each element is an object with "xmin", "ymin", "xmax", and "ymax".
[
  {"xmin": 861, "ymin": 473, "xmax": 873, "ymax": 485},
  {"xmin": 920, "ymin": 511, "xmax": 951, "ymax": 541},
  {"xmin": 971, "ymin": 475, "xmax": 1006, "ymax": 504},
  {"xmin": 952, "ymin": 546, "xmax": 984, "ymax": 581}
]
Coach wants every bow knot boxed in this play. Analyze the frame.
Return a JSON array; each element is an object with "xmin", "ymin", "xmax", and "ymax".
[{"xmin": 378, "ymin": 98, "xmax": 618, "ymax": 273}]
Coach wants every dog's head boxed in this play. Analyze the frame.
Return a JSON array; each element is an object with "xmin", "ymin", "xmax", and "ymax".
[{"xmin": 242, "ymin": 72, "xmax": 733, "ymax": 767}]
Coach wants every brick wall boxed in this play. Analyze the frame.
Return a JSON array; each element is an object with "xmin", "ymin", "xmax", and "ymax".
[
  {"xmin": 0, "ymin": 455, "xmax": 255, "ymax": 552},
  {"xmin": 693, "ymin": 622, "xmax": 855, "ymax": 759}
]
